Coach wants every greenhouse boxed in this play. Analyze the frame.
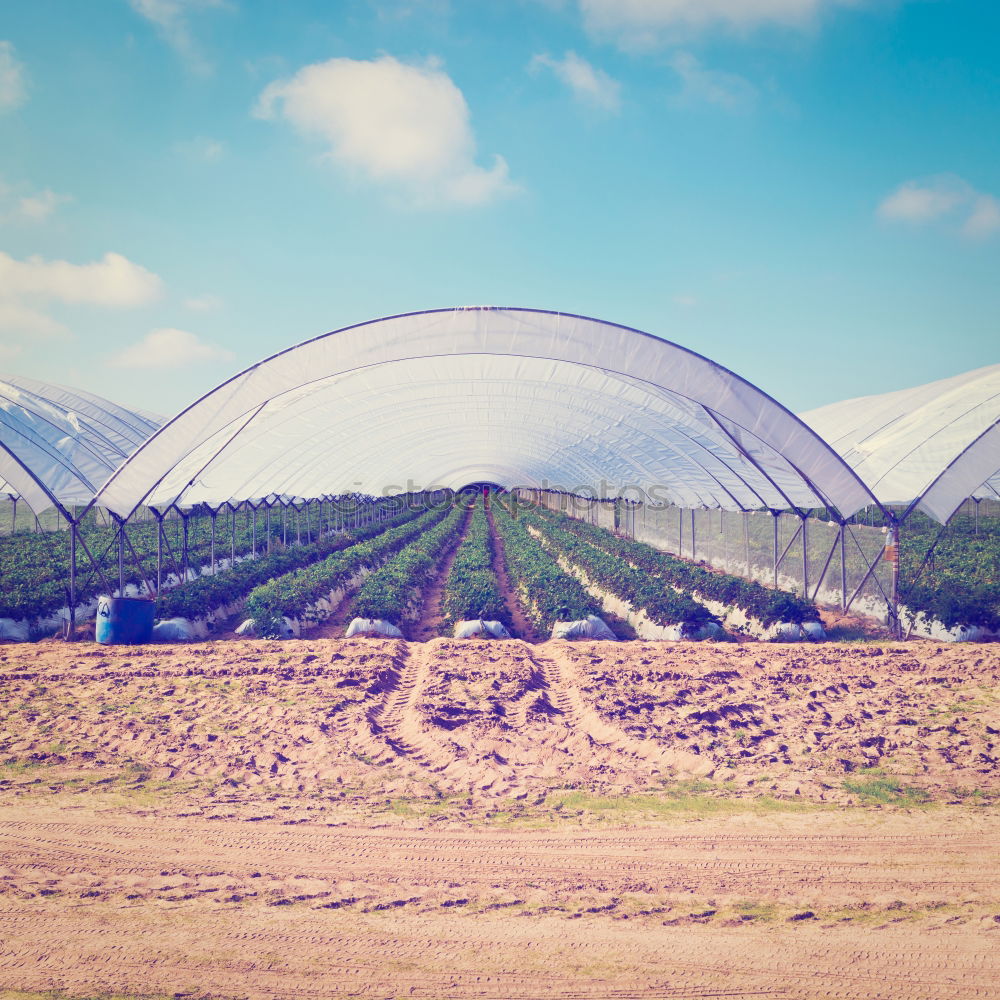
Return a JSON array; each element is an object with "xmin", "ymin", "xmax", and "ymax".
[{"xmin": 1, "ymin": 307, "xmax": 998, "ymax": 641}]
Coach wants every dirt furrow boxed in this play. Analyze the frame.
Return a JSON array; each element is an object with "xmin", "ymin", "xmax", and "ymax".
[
  {"xmin": 409, "ymin": 506, "xmax": 473, "ymax": 641},
  {"xmin": 485, "ymin": 498, "xmax": 540, "ymax": 642}
]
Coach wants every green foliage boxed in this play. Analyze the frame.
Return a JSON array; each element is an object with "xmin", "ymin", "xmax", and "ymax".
[
  {"xmin": 439, "ymin": 497, "xmax": 510, "ymax": 630},
  {"xmin": 531, "ymin": 505, "xmax": 820, "ymax": 627},
  {"xmin": 245, "ymin": 506, "xmax": 451, "ymax": 636},
  {"xmin": 522, "ymin": 509, "xmax": 716, "ymax": 631},
  {"xmin": 352, "ymin": 504, "xmax": 467, "ymax": 624},
  {"xmin": 155, "ymin": 506, "xmax": 422, "ymax": 621},
  {"xmin": 491, "ymin": 501, "xmax": 602, "ymax": 633}
]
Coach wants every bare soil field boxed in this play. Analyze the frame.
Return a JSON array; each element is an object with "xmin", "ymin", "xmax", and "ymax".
[{"xmin": 1, "ymin": 638, "xmax": 998, "ymax": 999}]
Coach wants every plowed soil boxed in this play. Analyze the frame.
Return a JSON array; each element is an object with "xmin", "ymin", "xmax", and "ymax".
[{"xmin": 1, "ymin": 638, "xmax": 998, "ymax": 999}]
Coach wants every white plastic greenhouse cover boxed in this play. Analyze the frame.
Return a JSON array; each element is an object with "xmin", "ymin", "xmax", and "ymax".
[
  {"xmin": 800, "ymin": 363, "xmax": 1000, "ymax": 524},
  {"xmin": 0, "ymin": 374, "xmax": 162, "ymax": 517},
  {"xmin": 87, "ymin": 307, "xmax": 885, "ymax": 520}
]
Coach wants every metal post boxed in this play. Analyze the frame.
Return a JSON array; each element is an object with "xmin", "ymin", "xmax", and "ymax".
[
  {"xmin": 155, "ymin": 510, "xmax": 163, "ymax": 591},
  {"xmin": 772, "ymin": 511, "xmax": 779, "ymax": 589},
  {"xmin": 690, "ymin": 507, "xmax": 696, "ymax": 560},
  {"xmin": 801, "ymin": 514, "xmax": 809, "ymax": 599},
  {"xmin": 252, "ymin": 504, "xmax": 257, "ymax": 557},
  {"xmin": 210, "ymin": 511, "xmax": 216, "ymax": 574},
  {"xmin": 266, "ymin": 504, "xmax": 271, "ymax": 552},
  {"xmin": 743, "ymin": 511, "xmax": 751, "ymax": 580},
  {"xmin": 839, "ymin": 522, "xmax": 847, "ymax": 611},
  {"xmin": 282, "ymin": 503, "xmax": 287, "ymax": 546},
  {"xmin": 296, "ymin": 504, "xmax": 301, "ymax": 544},
  {"xmin": 68, "ymin": 521, "xmax": 77, "ymax": 640},
  {"xmin": 182, "ymin": 514, "xmax": 189, "ymax": 582},
  {"xmin": 888, "ymin": 517, "xmax": 901, "ymax": 637},
  {"xmin": 231, "ymin": 505, "xmax": 236, "ymax": 565},
  {"xmin": 117, "ymin": 517, "xmax": 125, "ymax": 595}
]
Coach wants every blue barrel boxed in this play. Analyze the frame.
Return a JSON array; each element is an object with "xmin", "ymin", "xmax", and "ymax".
[{"xmin": 95, "ymin": 596, "xmax": 155, "ymax": 645}]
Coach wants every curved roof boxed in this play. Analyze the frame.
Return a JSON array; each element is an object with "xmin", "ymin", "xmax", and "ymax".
[
  {"xmin": 88, "ymin": 307, "xmax": 882, "ymax": 520},
  {"xmin": 0, "ymin": 374, "xmax": 162, "ymax": 517},
  {"xmin": 799, "ymin": 363, "xmax": 1000, "ymax": 524}
]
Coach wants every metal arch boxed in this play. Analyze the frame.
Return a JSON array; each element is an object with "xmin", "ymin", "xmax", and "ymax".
[{"xmin": 84, "ymin": 306, "xmax": 889, "ymax": 520}]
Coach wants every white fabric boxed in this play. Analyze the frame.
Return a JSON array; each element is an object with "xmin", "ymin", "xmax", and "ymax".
[
  {"xmin": 90, "ymin": 308, "xmax": 878, "ymax": 519},
  {"xmin": 800, "ymin": 364, "xmax": 1000, "ymax": 523},
  {"xmin": 0, "ymin": 375, "xmax": 162, "ymax": 516}
]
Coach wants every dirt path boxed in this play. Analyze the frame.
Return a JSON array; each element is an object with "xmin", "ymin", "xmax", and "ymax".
[
  {"xmin": 528, "ymin": 644, "xmax": 715, "ymax": 779},
  {"xmin": 486, "ymin": 498, "xmax": 540, "ymax": 642},
  {"xmin": 0, "ymin": 813, "xmax": 997, "ymax": 1000},
  {"xmin": 409, "ymin": 507, "xmax": 473, "ymax": 641}
]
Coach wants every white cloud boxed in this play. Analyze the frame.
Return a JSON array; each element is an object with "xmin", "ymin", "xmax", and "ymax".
[
  {"xmin": 16, "ymin": 188, "xmax": 71, "ymax": 221},
  {"xmin": 877, "ymin": 175, "xmax": 1000, "ymax": 240},
  {"xmin": 183, "ymin": 293, "xmax": 223, "ymax": 311},
  {"xmin": 579, "ymin": 0, "xmax": 860, "ymax": 45},
  {"xmin": 668, "ymin": 51, "xmax": 757, "ymax": 110},
  {"xmin": 175, "ymin": 136, "xmax": 224, "ymax": 162},
  {"xmin": 963, "ymin": 194, "xmax": 1000, "ymax": 240},
  {"xmin": 0, "ymin": 251, "xmax": 163, "ymax": 305},
  {"xmin": 0, "ymin": 300, "xmax": 69, "ymax": 338},
  {"xmin": 529, "ymin": 51, "xmax": 622, "ymax": 112},
  {"xmin": 0, "ymin": 178, "xmax": 71, "ymax": 223},
  {"xmin": 127, "ymin": 0, "xmax": 226, "ymax": 73},
  {"xmin": 112, "ymin": 327, "xmax": 234, "ymax": 369},
  {"xmin": 0, "ymin": 251, "xmax": 163, "ymax": 343},
  {"xmin": 254, "ymin": 54, "xmax": 517, "ymax": 207},
  {"xmin": 0, "ymin": 41, "xmax": 26, "ymax": 111}
]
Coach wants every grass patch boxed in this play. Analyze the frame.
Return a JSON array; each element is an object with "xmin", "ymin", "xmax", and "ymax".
[{"xmin": 842, "ymin": 775, "xmax": 931, "ymax": 806}]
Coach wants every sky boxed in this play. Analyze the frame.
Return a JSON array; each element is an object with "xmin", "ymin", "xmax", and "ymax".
[{"xmin": 0, "ymin": 0, "xmax": 998, "ymax": 417}]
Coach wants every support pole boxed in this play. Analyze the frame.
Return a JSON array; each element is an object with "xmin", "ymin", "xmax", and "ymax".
[
  {"xmin": 888, "ymin": 516, "xmax": 901, "ymax": 637},
  {"xmin": 743, "ymin": 511, "xmax": 751, "ymax": 580},
  {"xmin": 772, "ymin": 511, "xmax": 779, "ymax": 589},
  {"xmin": 839, "ymin": 522, "xmax": 847, "ymax": 611},
  {"xmin": 231, "ymin": 505, "xmax": 236, "ymax": 565},
  {"xmin": 801, "ymin": 514, "xmax": 809, "ymax": 599},
  {"xmin": 155, "ymin": 510, "xmax": 163, "ymax": 592},
  {"xmin": 182, "ymin": 513, "xmax": 189, "ymax": 582},
  {"xmin": 118, "ymin": 517, "xmax": 125, "ymax": 596},
  {"xmin": 252, "ymin": 504, "xmax": 257, "ymax": 557},
  {"xmin": 68, "ymin": 521, "xmax": 77, "ymax": 641},
  {"xmin": 690, "ymin": 507, "xmax": 696, "ymax": 560},
  {"xmin": 210, "ymin": 511, "xmax": 216, "ymax": 575}
]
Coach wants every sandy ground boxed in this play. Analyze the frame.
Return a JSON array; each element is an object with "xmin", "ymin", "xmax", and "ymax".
[{"xmin": 1, "ymin": 638, "xmax": 998, "ymax": 999}]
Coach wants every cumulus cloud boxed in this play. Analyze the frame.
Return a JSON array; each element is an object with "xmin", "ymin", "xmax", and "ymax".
[
  {"xmin": 0, "ymin": 251, "xmax": 163, "ymax": 341},
  {"xmin": 668, "ymin": 51, "xmax": 757, "ymax": 110},
  {"xmin": 0, "ymin": 178, "xmax": 71, "ymax": 223},
  {"xmin": 254, "ymin": 55, "xmax": 517, "ymax": 207},
  {"xmin": 183, "ymin": 292, "xmax": 223, "ymax": 311},
  {"xmin": 877, "ymin": 175, "xmax": 1000, "ymax": 240},
  {"xmin": 174, "ymin": 136, "xmax": 225, "ymax": 162},
  {"xmin": 529, "ymin": 51, "xmax": 622, "ymax": 112},
  {"xmin": 112, "ymin": 327, "xmax": 234, "ymax": 368},
  {"xmin": 579, "ymin": 0, "xmax": 860, "ymax": 45},
  {"xmin": 127, "ymin": 0, "xmax": 226, "ymax": 73},
  {"xmin": 0, "ymin": 41, "xmax": 26, "ymax": 111}
]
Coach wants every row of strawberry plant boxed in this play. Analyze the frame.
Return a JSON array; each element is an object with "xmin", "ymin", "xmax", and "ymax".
[
  {"xmin": 522, "ymin": 509, "xmax": 717, "ymax": 632},
  {"xmin": 0, "ymin": 511, "xmax": 283, "ymax": 622},
  {"xmin": 245, "ymin": 506, "xmax": 452, "ymax": 637},
  {"xmin": 155, "ymin": 505, "xmax": 423, "ymax": 622},
  {"xmin": 439, "ymin": 496, "xmax": 510, "ymax": 632},
  {"xmin": 491, "ymin": 502, "xmax": 602, "ymax": 634},
  {"xmin": 351, "ymin": 504, "xmax": 468, "ymax": 625},
  {"xmin": 532, "ymin": 505, "xmax": 820, "ymax": 627}
]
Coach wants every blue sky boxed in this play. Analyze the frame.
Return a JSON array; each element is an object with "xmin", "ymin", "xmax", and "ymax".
[{"xmin": 0, "ymin": 0, "xmax": 997, "ymax": 416}]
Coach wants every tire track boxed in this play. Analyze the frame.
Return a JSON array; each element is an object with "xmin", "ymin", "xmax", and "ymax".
[{"xmin": 529, "ymin": 645, "xmax": 716, "ymax": 779}]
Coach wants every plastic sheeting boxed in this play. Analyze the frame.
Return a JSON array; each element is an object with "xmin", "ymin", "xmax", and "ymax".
[
  {"xmin": 800, "ymin": 364, "xmax": 1000, "ymax": 524},
  {"xmin": 0, "ymin": 375, "xmax": 161, "ymax": 517},
  {"xmin": 89, "ymin": 308, "xmax": 881, "ymax": 520}
]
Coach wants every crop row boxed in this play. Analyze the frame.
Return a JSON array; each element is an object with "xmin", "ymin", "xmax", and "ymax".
[
  {"xmin": 155, "ymin": 505, "xmax": 423, "ymax": 622},
  {"xmin": 491, "ymin": 501, "xmax": 602, "ymax": 633},
  {"xmin": 522, "ymin": 509, "xmax": 717, "ymax": 632},
  {"xmin": 531, "ymin": 505, "xmax": 820, "ymax": 627},
  {"xmin": 352, "ymin": 503, "xmax": 468, "ymax": 625},
  {"xmin": 0, "ymin": 499, "xmax": 398, "ymax": 624},
  {"xmin": 245, "ymin": 505, "xmax": 452, "ymax": 637},
  {"xmin": 439, "ymin": 497, "xmax": 510, "ymax": 632}
]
